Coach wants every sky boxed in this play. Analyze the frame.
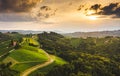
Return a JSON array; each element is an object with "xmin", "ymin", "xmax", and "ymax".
[{"xmin": 0, "ymin": 0, "xmax": 120, "ymax": 33}]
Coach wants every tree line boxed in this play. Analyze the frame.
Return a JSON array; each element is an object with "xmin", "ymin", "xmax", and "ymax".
[{"xmin": 36, "ymin": 32, "xmax": 120, "ymax": 76}]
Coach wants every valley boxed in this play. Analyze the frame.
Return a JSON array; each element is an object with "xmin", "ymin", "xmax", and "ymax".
[{"xmin": 0, "ymin": 32, "xmax": 120, "ymax": 76}]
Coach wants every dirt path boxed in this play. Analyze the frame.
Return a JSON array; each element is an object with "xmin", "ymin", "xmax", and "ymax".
[{"xmin": 20, "ymin": 51, "xmax": 54, "ymax": 76}]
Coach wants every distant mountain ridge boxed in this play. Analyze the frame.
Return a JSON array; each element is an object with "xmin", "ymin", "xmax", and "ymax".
[
  {"xmin": 0, "ymin": 30, "xmax": 43, "ymax": 34},
  {"xmin": 0, "ymin": 30, "xmax": 63, "ymax": 34},
  {"xmin": 0, "ymin": 30, "xmax": 120, "ymax": 37},
  {"xmin": 64, "ymin": 30, "xmax": 120, "ymax": 38}
]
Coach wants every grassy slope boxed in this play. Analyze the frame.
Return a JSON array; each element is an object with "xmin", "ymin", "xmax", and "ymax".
[
  {"xmin": 0, "ymin": 40, "xmax": 13, "ymax": 56},
  {"xmin": 29, "ymin": 55, "xmax": 67, "ymax": 76},
  {"xmin": 2, "ymin": 37, "xmax": 67, "ymax": 75},
  {"xmin": 9, "ymin": 49, "xmax": 48, "ymax": 62},
  {"xmin": 12, "ymin": 62, "xmax": 43, "ymax": 72},
  {"xmin": 3, "ymin": 38, "xmax": 49, "ymax": 73}
]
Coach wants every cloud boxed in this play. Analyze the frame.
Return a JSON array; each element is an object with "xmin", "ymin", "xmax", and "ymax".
[
  {"xmin": 0, "ymin": 13, "xmax": 36, "ymax": 22},
  {"xmin": 100, "ymin": 3, "xmax": 118, "ymax": 15},
  {"xmin": 114, "ymin": 7, "xmax": 120, "ymax": 17},
  {"xmin": 0, "ymin": 5, "xmax": 57, "ymax": 22},
  {"xmin": 90, "ymin": 4, "xmax": 101, "ymax": 12},
  {"xmin": 86, "ymin": 3, "xmax": 120, "ymax": 18},
  {"xmin": 31, "ymin": 5, "xmax": 57, "ymax": 20},
  {"xmin": 40, "ymin": 6, "xmax": 51, "ymax": 11},
  {"xmin": 77, "ymin": 5, "xmax": 84, "ymax": 11},
  {"xmin": 0, "ymin": 0, "xmax": 42, "ymax": 12}
]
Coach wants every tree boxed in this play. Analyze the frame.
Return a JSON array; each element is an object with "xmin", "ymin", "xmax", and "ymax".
[{"xmin": 0, "ymin": 62, "xmax": 18, "ymax": 76}]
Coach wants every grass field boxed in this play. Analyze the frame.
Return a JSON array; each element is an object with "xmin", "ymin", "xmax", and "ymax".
[
  {"xmin": 29, "ymin": 55, "xmax": 67, "ymax": 76},
  {"xmin": 3, "ymin": 47, "xmax": 49, "ymax": 72},
  {"xmin": 12, "ymin": 62, "xmax": 43, "ymax": 72},
  {"xmin": 9, "ymin": 49, "xmax": 48, "ymax": 72},
  {"xmin": 2, "ymin": 37, "xmax": 49, "ymax": 73},
  {"xmin": 9, "ymin": 49, "xmax": 48, "ymax": 62}
]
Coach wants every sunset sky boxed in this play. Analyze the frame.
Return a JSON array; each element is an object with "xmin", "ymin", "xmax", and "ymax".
[{"xmin": 0, "ymin": 0, "xmax": 120, "ymax": 33}]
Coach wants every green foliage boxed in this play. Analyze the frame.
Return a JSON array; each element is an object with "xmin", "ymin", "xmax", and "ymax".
[
  {"xmin": 0, "ymin": 33, "xmax": 11, "ymax": 42},
  {"xmin": 37, "ymin": 32, "xmax": 120, "ymax": 76},
  {"xmin": 0, "ymin": 33, "xmax": 15, "ymax": 60},
  {"xmin": 38, "ymin": 32, "xmax": 72, "ymax": 54},
  {"xmin": 47, "ymin": 52, "xmax": 120, "ymax": 76},
  {"xmin": 0, "ymin": 32, "xmax": 120, "ymax": 76},
  {"xmin": 0, "ymin": 62, "xmax": 19, "ymax": 76}
]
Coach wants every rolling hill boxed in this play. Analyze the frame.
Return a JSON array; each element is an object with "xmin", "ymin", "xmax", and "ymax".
[
  {"xmin": 1, "ymin": 36, "xmax": 67, "ymax": 76},
  {"xmin": 64, "ymin": 30, "xmax": 120, "ymax": 38},
  {"xmin": 2, "ymin": 38, "xmax": 49, "ymax": 73}
]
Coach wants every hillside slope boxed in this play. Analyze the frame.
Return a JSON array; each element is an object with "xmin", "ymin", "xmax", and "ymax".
[
  {"xmin": 64, "ymin": 30, "xmax": 120, "ymax": 38},
  {"xmin": 2, "ymin": 37, "xmax": 50, "ymax": 75}
]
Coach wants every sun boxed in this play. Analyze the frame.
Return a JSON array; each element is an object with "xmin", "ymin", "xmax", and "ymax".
[
  {"xmin": 85, "ymin": 10, "xmax": 98, "ymax": 20},
  {"xmin": 87, "ymin": 10, "xmax": 95, "ymax": 15},
  {"xmin": 89, "ymin": 16, "xmax": 98, "ymax": 20}
]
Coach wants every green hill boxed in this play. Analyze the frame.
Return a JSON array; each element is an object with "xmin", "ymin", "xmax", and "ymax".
[
  {"xmin": 2, "ymin": 37, "xmax": 49, "ymax": 73},
  {"xmin": 1, "ymin": 36, "xmax": 67, "ymax": 76}
]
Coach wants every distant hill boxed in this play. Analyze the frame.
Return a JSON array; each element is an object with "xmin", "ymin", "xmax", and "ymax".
[
  {"xmin": 0, "ymin": 30, "xmax": 63, "ymax": 34},
  {"xmin": 64, "ymin": 30, "xmax": 120, "ymax": 38},
  {"xmin": 0, "ymin": 30, "xmax": 42, "ymax": 34}
]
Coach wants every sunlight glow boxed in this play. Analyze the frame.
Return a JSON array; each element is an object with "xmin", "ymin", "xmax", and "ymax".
[
  {"xmin": 86, "ymin": 10, "xmax": 95, "ymax": 15},
  {"xmin": 86, "ymin": 10, "xmax": 98, "ymax": 20},
  {"xmin": 88, "ymin": 16, "xmax": 98, "ymax": 20}
]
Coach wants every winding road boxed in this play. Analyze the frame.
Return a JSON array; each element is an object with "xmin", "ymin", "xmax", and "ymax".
[{"xmin": 20, "ymin": 51, "xmax": 54, "ymax": 76}]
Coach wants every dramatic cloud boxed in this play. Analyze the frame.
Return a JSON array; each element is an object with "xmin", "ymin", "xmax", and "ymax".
[
  {"xmin": 31, "ymin": 5, "xmax": 57, "ymax": 20},
  {"xmin": 100, "ymin": 3, "xmax": 119, "ymax": 15},
  {"xmin": 40, "ymin": 6, "xmax": 51, "ymax": 11},
  {"xmin": 77, "ymin": 5, "xmax": 84, "ymax": 11},
  {"xmin": 90, "ymin": 4, "xmax": 101, "ymax": 13},
  {"xmin": 0, "ymin": 0, "xmax": 56, "ymax": 22},
  {"xmin": 86, "ymin": 3, "xmax": 120, "ymax": 18},
  {"xmin": 0, "ymin": 0, "xmax": 42, "ymax": 12}
]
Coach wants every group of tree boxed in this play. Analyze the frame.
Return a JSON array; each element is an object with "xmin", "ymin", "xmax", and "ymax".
[
  {"xmin": 36, "ymin": 32, "xmax": 120, "ymax": 76},
  {"xmin": 0, "ymin": 32, "xmax": 11, "ymax": 42},
  {"xmin": 38, "ymin": 32, "xmax": 72, "ymax": 54},
  {"xmin": 0, "ymin": 62, "xmax": 18, "ymax": 76}
]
